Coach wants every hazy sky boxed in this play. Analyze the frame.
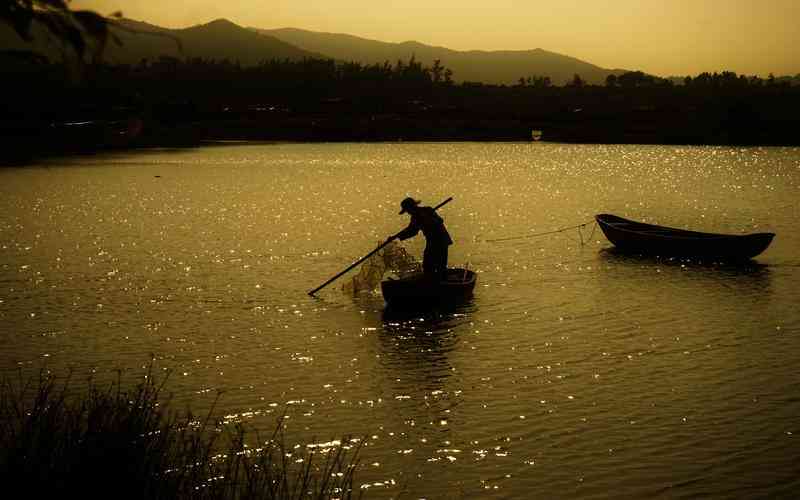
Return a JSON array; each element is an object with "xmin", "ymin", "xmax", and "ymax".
[{"xmin": 74, "ymin": 0, "xmax": 800, "ymax": 76}]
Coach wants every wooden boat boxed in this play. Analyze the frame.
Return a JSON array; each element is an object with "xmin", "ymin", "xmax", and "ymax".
[
  {"xmin": 595, "ymin": 214, "xmax": 775, "ymax": 260},
  {"xmin": 381, "ymin": 268, "xmax": 477, "ymax": 306}
]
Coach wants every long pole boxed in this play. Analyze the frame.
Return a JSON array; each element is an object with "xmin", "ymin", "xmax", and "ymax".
[{"xmin": 307, "ymin": 197, "xmax": 453, "ymax": 296}]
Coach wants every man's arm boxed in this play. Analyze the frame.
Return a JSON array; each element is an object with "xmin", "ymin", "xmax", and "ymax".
[{"xmin": 390, "ymin": 219, "xmax": 420, "ymax": 241}]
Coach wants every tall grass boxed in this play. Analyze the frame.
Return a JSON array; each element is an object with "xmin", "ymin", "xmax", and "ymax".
[{"xmin": 0, "ymin": 368, "xmax": 360, "ymax": 499}]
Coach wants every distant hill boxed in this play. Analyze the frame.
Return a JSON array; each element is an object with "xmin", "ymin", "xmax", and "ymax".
[
  {"xmin": 1, "ymin": 16, "xmax": 626, "ymax": 84},
  {"xmin": 101, "ymin": 19, "xmax": 326, "ymax": 65},
  {"xmin": 0, "ymin": 18, "xmax": 324, "ymax": 66},
  {"xmin": 257, "ymin": 27, "xmax": 627, "ymax": 85}
]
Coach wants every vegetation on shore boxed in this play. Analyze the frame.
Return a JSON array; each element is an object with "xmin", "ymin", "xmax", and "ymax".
[
  {"xmin": 0, "ymin": 368, "xmax": 360, "ymax": 499},
  {"xmin": 4, "ymin": 52, "xmax": 799, "ymax": 159}
]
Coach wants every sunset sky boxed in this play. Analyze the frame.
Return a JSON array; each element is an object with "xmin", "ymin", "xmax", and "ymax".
[{"xmin": 74, "ymin": 0, "xmax": 800, "ymax": 77}]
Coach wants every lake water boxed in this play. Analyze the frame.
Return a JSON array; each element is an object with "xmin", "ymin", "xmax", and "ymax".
[{"xmin": 1, "ymin": 143, "xmax": 799, "ymax": 498}]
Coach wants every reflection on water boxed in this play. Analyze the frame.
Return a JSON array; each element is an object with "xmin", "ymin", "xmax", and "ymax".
[
  {"xmin": 1, "ymin": 143, "xmax": 799, "ymax": 498},
  {"xmin": 598, "ymin": 247, "xmax": 773, "ymax": 291},
  {"xmin": 379, "ymin": 300, "xmax": 476, "ymax": 391},
  {"xmin": 381, "ymin": 296, "xmax": 477, "ymax": 325}
]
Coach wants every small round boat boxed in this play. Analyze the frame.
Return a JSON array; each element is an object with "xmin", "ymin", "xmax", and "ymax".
[{"xmin": 380, "ymin": 268, "xmax": 477, "ymax": 306}]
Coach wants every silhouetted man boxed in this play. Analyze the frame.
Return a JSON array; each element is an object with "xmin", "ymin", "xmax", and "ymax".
[{"xmin": 387, "ymin": 197, "xmax": 453, "ymax": 279}]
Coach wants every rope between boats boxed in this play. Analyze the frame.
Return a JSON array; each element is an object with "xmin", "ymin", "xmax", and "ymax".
[{"xmin": 481, "ymin": 220, "xmax": 597, "ymax": 244}]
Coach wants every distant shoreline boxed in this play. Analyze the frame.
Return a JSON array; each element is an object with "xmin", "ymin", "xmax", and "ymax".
[
  {"xmin": 4, "ymin": 49, "xmax": 800, "ymax": 165},
  {"xmin": 4, "ymin": 133, "xmax": 799, "ymax": 167},
  {"xmin": 3, "ymin": 112, "xmax": 798, "ymax": 166}
]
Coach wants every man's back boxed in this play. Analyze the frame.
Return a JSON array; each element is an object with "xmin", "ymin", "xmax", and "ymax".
[{"xmin": 401, "ymin": 206, "xmax": 452, "ymax": 245}]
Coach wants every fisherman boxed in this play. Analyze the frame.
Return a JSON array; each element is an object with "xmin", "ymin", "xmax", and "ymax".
[{"xmin": 387, "ymin": 197, "xmax": 453, "ymax": 279}]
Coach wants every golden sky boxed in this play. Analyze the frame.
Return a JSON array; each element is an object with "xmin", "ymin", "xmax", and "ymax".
[{"xmin": 74, "ymin": 0, "xmax": 800, "ymax": 76}]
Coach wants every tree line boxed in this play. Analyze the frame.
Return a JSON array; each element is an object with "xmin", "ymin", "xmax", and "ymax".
[
  {"xmin": 513, "ymin": 70, "xmax": 799, "ymax": 89},
  {"xmin": 117, "ymin": 54, "xmax": 454, "ymax": 90}
]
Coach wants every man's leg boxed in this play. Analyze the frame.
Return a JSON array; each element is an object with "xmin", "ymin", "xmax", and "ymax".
[
  {"xmin": 437, "ymin": 245, "xmax": 449, "ymax": 279},
  {"xmin": 423, "ymin": 245, "xmax": 435, "ymax": 277},
  {"xmin": 424, "ymin": 244, "xmax": 448, "ymax": 279}
]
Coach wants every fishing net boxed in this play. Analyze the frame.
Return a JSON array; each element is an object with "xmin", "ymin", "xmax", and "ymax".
[{"xmin": 341, "ymin": 241, "xmax": 421, "ymax": 295}]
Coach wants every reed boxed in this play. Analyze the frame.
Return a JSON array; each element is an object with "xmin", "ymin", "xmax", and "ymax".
[{"xmin": 0, "ymin": 368, "xmax": 361, "ymax": 499}]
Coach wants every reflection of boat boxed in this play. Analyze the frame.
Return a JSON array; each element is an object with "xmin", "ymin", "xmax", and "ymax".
[
  {"xmin": 382, "ymin": 297, "xmax": 476, "ymax": 325},
  {"xmin": 595, "ymin": 214, "xmax": 775, "ymax": 260},
  {"xmin": 381, "ymin": 268, "xmax": 477, "ymax": 306}
]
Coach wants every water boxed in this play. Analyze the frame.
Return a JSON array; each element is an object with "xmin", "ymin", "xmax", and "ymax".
[{"xmin": 1, "ymin": 143, "xmax": 799, "ymax": 498}]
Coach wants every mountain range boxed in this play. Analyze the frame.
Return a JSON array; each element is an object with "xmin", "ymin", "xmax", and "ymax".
[
  {"xmin": 1, "ymin": 17, "xmax": 627, "ymax": 85},
  {"xmin": 256, "ymin": 27, "xmax": 626, "ymax": 85}
]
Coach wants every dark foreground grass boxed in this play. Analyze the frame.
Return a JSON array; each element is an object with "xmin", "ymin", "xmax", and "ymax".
[{"xmin": 0, "ymin": 369, "xmax": 361, "ymax": 499}]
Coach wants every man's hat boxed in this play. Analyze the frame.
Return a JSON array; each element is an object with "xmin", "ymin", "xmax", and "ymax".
[{"xmin": 399, "ymin": 197, "xmax": 419, "ymax": 214}]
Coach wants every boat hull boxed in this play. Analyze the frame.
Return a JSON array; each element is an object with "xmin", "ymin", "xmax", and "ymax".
[
  {"xmin": 595, "ymin": 214, "xmax": 774, "ymax": 260},
  {"xmin": 381, "ymin": 268, "xmax": 477, "ymax": 306}
]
